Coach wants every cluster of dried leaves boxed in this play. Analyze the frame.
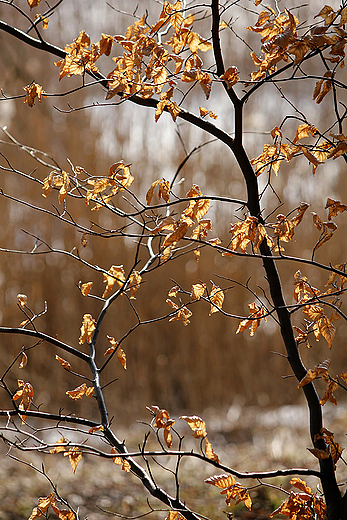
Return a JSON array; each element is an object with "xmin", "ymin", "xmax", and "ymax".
[{"xmin": 270, "ymin": 478, "xmax": 326, "ymax": 520}]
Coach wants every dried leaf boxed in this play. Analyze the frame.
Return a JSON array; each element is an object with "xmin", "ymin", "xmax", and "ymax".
[
  {"xmin": 209, "ymin": 283, "xmax": 225, "ymax": 315},
  {"xmin": 50, "ymin": 437, "xmax": 67, "ymax": 454},
  {"xmin": 19, "ymin": 352, "xmax": 28, "ymax": 369},
  {"xmin": 28, "ymin": 494, "xmax": 55, "ymax": 520},
  {"xmin": 180, "ymin": 415, "xmax": 207, "ymax": 438},
  {"xmin": 17, "ymin": 294, "xmax": 27, "ymax": 307},
  {"xmin": 103, "ymin": 265, "xmax": 126, "ymax": 298},
  {"xmin": 325, "ymin": 198, "xmax": 347, "ymax": 220},
  {"xmin": 55, "ymin": 355, "xmax": 71, "ymax": 371},
  {"xmin": 220, "ymin": 66, "xmax": 239, "ymax": 89},
  {"xmin": 205, "ymin": 438, "xmax": 220, "ymax": 462},
  {"xmin": 117, "ymin": 347, "xmax": 127, "ymax": 370},
  {"xmin": 81, "ymin": 282, "xmax": 93, "ymax": 296},
  {"xmin": 64, "ymin": 447, "xmax": 82, "ymax": 474},
  {"xmin": 191, "ymin": 283, "xmax": 206, "ymax": 301},
  {"xmin": 79, "ymin": 313, "xmax": 96, "ymax": 344},
  {"xmin": 89, "ymin": 425, "xmax": 105, "ymax": 434},
  {"xmin": 66, "ymin": 383, "xmax": 88, "ymax": 400},
  {"xmin": 23, "ymin": 83, "xmax": 46, "ymax": 107},
  {"xmin": 307, "ymin": 447, "xmax": 330, "ymax": 459},
  {"xmin": 293, "ymin": 123, "xmax": 318, "ymax": 143}
]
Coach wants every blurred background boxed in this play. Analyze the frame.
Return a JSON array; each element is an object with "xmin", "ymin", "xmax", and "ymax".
[{"xmin": 0, "ymin": 0, "xmax": 346, "ymax": 427}]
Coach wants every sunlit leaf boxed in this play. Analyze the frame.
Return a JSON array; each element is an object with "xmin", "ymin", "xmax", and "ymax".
[
  {"xmin": 23, "ymin": 83, "xmax": 46, "ymax": 107},
  {"xmin": 17, "ymin": 294, "xmax": 27, "ymax": 307},
  {"xmin": 205, "ymin": 438, "xmax": 220, "ymax": 462},
  {"xmin": 50, "ymin": 437, "xmax": 67, "ymax": 454},
  {"xmin": 19, "ymin": 352, "xmax": 28, "ymax": 369},
  {"xmin": 55, "ymin": 355, "xmax": 71, "ymax": 371},
  {"xmin": 89, "ymin": 425, "xmax": 105, "ymax": 434},
  {"xmin": 79, "ymin": 313, "xmax": 96, "ymax": 344},
  {"xmin": 81, "ymin": 281, "xmax": 93, "ymax": 296},
  {"xmin": 180, "ymin": 415, "xmax": 207, "ymax": 438},
  {"xmin": 220, "ymin": 66, "xmax": 239, "ymax": 89},
  {"xmin": 64, "ymin": 447, "xmax": 82, "ymax": 474},
  {"xmin": 209, "ymin": 283, "xmax": 225, "ymax": 315}
]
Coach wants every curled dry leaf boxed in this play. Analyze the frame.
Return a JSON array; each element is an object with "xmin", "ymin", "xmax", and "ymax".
[
  {"xmin": 28, "ymin": 493, "xmax": 54, "ymax": 520},
  {"xmin": 79, "ymin": 313, "xmax": 96, "ymax": 344},
  {"xmin": 191, "ymin": 283, "xmax": 206, "ymax": 301},
  {"xmin": 89, "ymin": 425, "xmax": 105, "ymax": 434},
  {"xmin": 236, "ymin": 302, "xmax": 267, "ymax": 336},
  {"xmin": 307, "ymin": 447, "xmax": 330, "ymax": 460},
  {"xmin": 117, "ymin": 347, "xmax": 127, "ymax": 370},
  {"xmin": 23, "ymin": 83, "xmax": 46, "ymax": 107},
  {"xmin": 55, "ymin": 355, "xmax": 71, "ymax": 371},
  {"xmin": 104, "ymin": 335, "xmax": 118, "ymax": 355},
  {"xmin": 12, "ymin": 379, "xmax": 34, "ymax": 422},
  {"xmin": 64, "ymin": 447, "xmax": 82, "ymax": 474},
  {"xmin": 166, "ymin": 298, "xmax": 192, "ymax": 326},
  {"xmin": 209, "ymin": 283, "xmax": 224, "ymax": 315},
  {"xmin": 205, "ymin": 438, "xmax": 220, "ymax": 462},
  {"xmin": 325, "ymin": 197, "xmax": 347, "ymax": 220},
  {"xmin": 103, "ymin": 265, "xmax": 126, "ymax": 298},
  {"xmin": 66, "ymin": 382, "xmax": 94, "ymax": 400},
  {"xmin": 180, "ymin": 415, "xmax": 207, "ymax": 438},
  {"xmin": 50, "ymin": 437, "xmax": 67, "ymax": 454},
  {"xmin": 17, "ymin": 294, "xmax": 27, "ymax": 307},
  {"xmin": 19, "ymin": 352, "xmax": 28, "ymax": 369},
  {"xmin": 111, "ymin": 448, "xmax": 131, "ymax": 471},
  {"xmin": 205, "ymin": 474, "xmax": 251, "ymax": 510},
  {"xmin": 220, "ymin": 66, "xmax": 239, "ymax": 89},
  {"xmin": 81, "ymin": 281, "xmax": 93, "ymax": 296}
]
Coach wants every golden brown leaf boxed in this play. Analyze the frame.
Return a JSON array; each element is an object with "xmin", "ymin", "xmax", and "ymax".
[
  {"xmin": 28, "ymin": 494, "xmax": 55, "ymax": 520},
  {"xmin": 23, "ymin": 83, "xmax": 46, "ymax": 107},
  {"xmin": 111, "ymin": 448, "xmax": 131, "ymax": 471},
  {"xmin": 325, "ymin": 198, "xmax": 347, "ymax": 220},
  {"xmin": 17, "ymin": 294, "xmax": 27, "ymax": 307},
  {"xmin": 168, "ymin": 286, "xmax": 179, "ymax": 298},
  {"xmin": 209, "ymin": 283, "xmax": 225, "ymax": 315},
  {"xmin": 180, "ymin": 415, "xmax": 207, "ymax": 438},
  {"xmin": 290, "ymin": 478, "xmax": 313, "ymax": 495},
  {"xmin": 236, "ymin": 302, "xmax": 267, "ymax": 336},
  {"xmin": 293, "ymin": 123, "xmax": 318, "ymax": 143},
  {"xmin": 298, "ymin": 359, "xmax": 330, "ymax": 388},
  {"xmin": 166, "ymin": 299, "xmax": 192, "ymax": 326},
  {"xmin": 191, "ymin": 283, "xmax": 206, "ymax": 301},
  {"xmin": 55, "ymin": 355, "xmax": 71, "ymax": 371},
  {"xmin": 320, "ymin": 379, "xmax": 338, "ymax": 406},
  {"xmin": 19, "ymin": 352, "xmax": 28, "ymax": 369},
  {"xmin": 89, "ymin": 425, "xmax": 105, "ymax": 434},
  {"xmin": 128, "ymin": 270, "xmax": 142, "ymax": 299},
  {"xmin": 205, "ymin": 474, "xmax": 236, "ymax": 489},
  {"xmin": 117, "ymin": 347, "xmax": 127, "ymax": 370},
  {"xmin": 205, "ymin": 438, "xmax": 220, "ymax": 462},
  {"xmin": 307, "ymin": 447, "xmax": 330, "ymax": 460},
  {"xmin": 79, "ymin": 313, "xmax": 96, "ymax": 344},
  {"xmin": 50, "ymin": 437, "xmax": 67, "ymax": 454},
  {"xmin": 199, "ymin": 107, "xmax": 218, "ymax": 119},
  {"xmin": 81, "ymin": 281, "xmax": 93, "ymax": 296},
  {"xmin": 103, "ymin": 265, "xmax": 126, "ymax": 298},
  {"xmin": 273, "ymin": 213, "xmax": 295, "ymax": 242},
  {"xmin": 66, "ymin": 383, "xmax": 88, "ymax": 400},
  {"xmin": 85, "ymin": 386, "xmax": 94, "ymax": 398},
  {"xmin": 64, "ymin": 447, "xmax": 82, "ymax": 474},
  {"xmin": 291, "ymin": 202, "xmax": 310, "ymax": 226},
  {"xmin": 164, "ymin": 419, "xmax": 175, "ymax": 448},
  {"xmin": 220, "ymin": 66, "xmax": 239, "ymax": 89},
  {"xmin": 12, "ymin": 380, "xmax": 33, "ymax": 422},
  {"xmin": 27, "ymin": 0, "xmax": 41, "ymax": 7}
]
